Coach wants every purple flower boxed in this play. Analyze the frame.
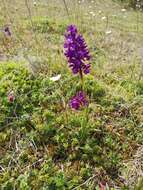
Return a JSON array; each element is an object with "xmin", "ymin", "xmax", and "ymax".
[
  {"xmin": 69, "ymin": 91, "xmax": 88, "ymax": 110},
  {"xmin": 64, "ymin": 25, "xmax": 91, "ymax": 75},
  {"xmin": 4, "ymin": 26, "xmax": 11, "ymax": 36}
]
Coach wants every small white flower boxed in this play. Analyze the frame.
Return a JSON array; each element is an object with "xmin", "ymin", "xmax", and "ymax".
[
  {"xmin": 89, "ymin": 11, "xmax": 94, "ymax": 15},
  {"xmin": 121, "ymin": 9, "xmax": 126, "ymax": 12},
  {"xmin": 33, "ymin": 1, "xmax": 37, "ymax": 6},
  {"xmin": 50, "ymin": 74, "xmax": 61, "ymax": 82},
  {"xmin": 136, "ymin": 4, "xmax": 141, "ymax": 8},
  {"xmin": 105, "ymin": 30, "xmax": 112, "ymax": 34},
  {"xmin": 101, "ymin": 16, "xmax": 106, "ymax": 20}
]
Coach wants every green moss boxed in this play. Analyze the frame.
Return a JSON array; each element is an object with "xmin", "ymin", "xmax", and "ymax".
[
  {"xmin": 84, "ymin": 76, "xmax": 106, "ymax": 101},
  {"xmin": 136, "ymin": 81, "xmax": 143, "ymax": 95}
]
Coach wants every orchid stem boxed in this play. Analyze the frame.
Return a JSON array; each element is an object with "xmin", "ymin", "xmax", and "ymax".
[{"xmin": 79, "ymin": 69, "xmax": 84, "ymax": 91}]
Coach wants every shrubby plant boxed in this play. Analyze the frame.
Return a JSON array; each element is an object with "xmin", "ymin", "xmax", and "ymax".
[{"xmin": 0, "ymin": 0, "xmax": 143, "ymax": 189}]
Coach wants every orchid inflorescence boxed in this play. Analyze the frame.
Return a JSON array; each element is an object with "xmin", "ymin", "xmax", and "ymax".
[
  {"xmin": 64, "ymin": 25, "xmax": 91, "ymax": 76},
  {"xmin": 64, "ymin": 25, "xmax": 91, "ymax": 110},
  {"xmin": 69, "ymin": 91, "xmax": 88, "ymax": 110}
]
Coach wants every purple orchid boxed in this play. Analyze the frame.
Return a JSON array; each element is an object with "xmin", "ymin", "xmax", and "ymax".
[
  {"xmin": 69, "ymin": 91, "xmax": 88, "ymax": 110},
  {"xmin": 4, "ymin": 26, "xmax": 11, "ymax": 36},
  {"xmin": 64, "ymin": 25, "xmax": 91, "ymax": 76}
]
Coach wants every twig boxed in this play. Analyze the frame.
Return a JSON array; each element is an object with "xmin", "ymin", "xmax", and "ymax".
[
  {"xmin": 24, "ymin": 0, "xmax": 39, "ymax": 46},
  {"xmin": 0, "ymin": 165, "xmax": 5, "ymax": 172},
  {"xmin": 21, "ymin": 158, "xmax": 44, "ymax": 172},
  {"xmin": 62, "ymin": 0, "xmax": 70, "ymax": 19},
  {"xmin": 72, "ymin": 175, "xmax": 96, "ymax": 190}
]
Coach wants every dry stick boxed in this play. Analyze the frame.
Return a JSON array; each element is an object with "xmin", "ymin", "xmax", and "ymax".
[
  {"xmin": 13, "ymin": 0, "xmax": 47, "ymax": 61},
  {"xmin": 76, "ymin": 0, "xmax": 83, "ymax": 30},
  {"xmin": 74, "ymin": 0, "xmax": 80, "ymax": 26},
  {"xmin": 106, "ymin": 14, "xmax": 109, "ymax": 29},
  {"xmin": 24, "ymin": 0, "xmax": 40, "ymax": 49},
  {"xmin": 21, "ymin": 158, "xmax": 44, "ymax": 172},
  {"xmin": 137, "ymin": 10, "xmax": 139, "ymax": 32},
  {"xmin": 0, "ymin": 165, "xmax": 5, "ymax": 172},
  {"xmin": 72, "ymin": 175, "xmax": 96, "ymax": 190},
  {"xmin": 19, "ymin": 2, "xmax": 48, "ymax": 67},
  {"xmin": 74, "ymin": 0, "xmax": 78, "ymax": 25},
  {"xmin": 72, "ymin": 0, "xmax": 76, "ymax": 24},
  {"xmin": 62, "ymin": 0, "xmax": 70, "ymax": 19}
]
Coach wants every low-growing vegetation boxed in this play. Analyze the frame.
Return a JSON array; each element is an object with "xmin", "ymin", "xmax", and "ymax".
[{"xmin": 0, "ymin": 0, "xmax": 143, "ymax": 189}]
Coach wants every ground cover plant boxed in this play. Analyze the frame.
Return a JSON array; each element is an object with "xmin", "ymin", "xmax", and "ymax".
[{"xmin": 0, "ymin": 0, "xmax": 143, "ymax": 189}]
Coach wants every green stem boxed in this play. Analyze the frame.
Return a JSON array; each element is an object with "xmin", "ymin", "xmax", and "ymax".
[
  {"xmin": 85, "ymin": 106, "xmax": 89, "ymax": 124},
  {"xmin": 79, "ymin": 69, "xmax": 84, "ymax": 90}
]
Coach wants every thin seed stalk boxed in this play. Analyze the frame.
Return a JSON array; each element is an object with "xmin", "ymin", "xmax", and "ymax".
[
  {"xmin": 24, "ymin": 0, "xmax": 39, "ymax": 46},
  {"xmin": 62, "ymin": 0, "xmax": 70, "ymax": 18}
]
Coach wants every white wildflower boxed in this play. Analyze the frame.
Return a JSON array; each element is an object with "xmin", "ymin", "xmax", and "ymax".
[
  {"xmin": 33, "ymin": 1, "xmax": 37, "ymax": 6},
  {"xmin": 101, "ymin": 16, "xmax": 106, "ymax": 20},
  {"xmin": 89, "ymin": 11, "xmax": 94, "ymax": 15},
  {"xmin": 105, "ymin": 30, "xmax": 112, "ymax": 34},
  {"xmin": 50, "ymin": 74, "xmax": 61, "ymax": 82},
  {"xmin": 121, "ymin": 9, "xmax": 126, "ymax": 12}
]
